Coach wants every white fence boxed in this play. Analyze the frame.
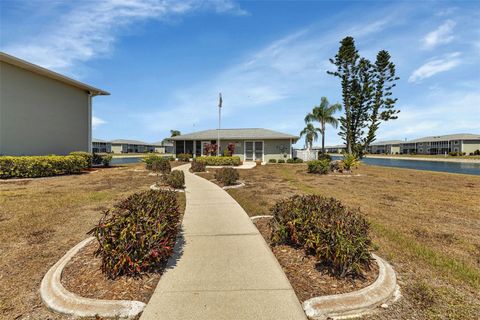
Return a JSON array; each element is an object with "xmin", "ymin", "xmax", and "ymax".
[{"xmin": 293, "ymin": 149, "xmax": 318, "ymax": 162}]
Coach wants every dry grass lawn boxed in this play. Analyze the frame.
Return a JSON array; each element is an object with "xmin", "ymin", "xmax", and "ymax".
[
  {"xmin": 0, "ymin": 163, "xmax": 184, "ymax": 319},
  {"xmin": 222, "ymin": 164, "xmax": 480, "ymax": 319}
]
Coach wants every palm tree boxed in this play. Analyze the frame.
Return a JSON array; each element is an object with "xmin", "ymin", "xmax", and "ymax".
[
  {"xmin": 304, "ymin": 97, "xmax": 341, "ymax": 154},
  {"xmin": 299, "ymin": 123, "xmax": 320, "ymax": 150}
]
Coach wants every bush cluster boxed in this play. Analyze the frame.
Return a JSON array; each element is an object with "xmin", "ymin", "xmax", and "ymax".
[
  {"xmin": 93, "ymin": 153, "xmax": 113, "ymax": 167},
  {"xmin": 448, "ymin": 151, "xmax": 467, "ymax": 156},
  {"xmin": 214, "ymin": 167, "xmax": 239, "ymax": 186},
  {"xmin": 191, "ymin": 160, "xmax": 206, "ymax": 172},
  {"xmin": 144, "ymin": 154, "xmax": 171, "ymax": 174},
  {"xmin": 330, "ymin": 160, "xmax": 345, "ymax": 172},
  {"xmin": 318, "ymin": 153, "xmax": 332, "ymax": 162},
  {"xmin": 177, "ymin": 153, "xmax": 192, "ymax": 162},
  {"xmin": 268, "ymin": 159, "xmax": 277, "ymax": 163},
  {"xmin": 286, "ymin": 158, "xmax": 304, "ymax": 163},
  {"xmin": 164, "ymin": 170, "xmax": 185, "ymax": 189},
  {"xmin": 277, "ymin": 159, "xmax": 285, "ymax": 163},
  {"xmin": 307, "ymin": 159, "xmax": 331, "ymax": 174},
  {"xmin": 0, "ymin": 155, "xmax": 87, "ymax": 179},
  {"xmin": 473, "ymin": 149, "xmax": 480, "ymax": 156},
  {"xmin": 70, "ymin": 151, "xmax": 93, "ymax": 167},
  {"xmin": 88, "ymin": 190, "xmax": 181, "ymax": 279},
  {"xmin": 271, "ymin": 194, "xmax": 373, "ymax": 277},
  {"xmin": 196, "ymin": 156, "xmax": 241, "ymax": 166}
]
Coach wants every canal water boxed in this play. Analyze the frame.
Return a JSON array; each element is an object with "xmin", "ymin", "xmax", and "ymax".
[
  {"xmin": 332, "ymin": 156, "xmax": 480, "ymax": 176},
  {"xmin": 110, "ymin": 156, "xmax": 144, "ymax": 165}
]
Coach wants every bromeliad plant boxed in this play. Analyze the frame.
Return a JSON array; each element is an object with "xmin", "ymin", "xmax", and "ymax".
[
  {"xmin": 88, "ymin": 190, "xmax": 181, "ymax": 279},
  {"xmin": 271, "ymin": 194, "xmax": 373, "ymax": 278}
]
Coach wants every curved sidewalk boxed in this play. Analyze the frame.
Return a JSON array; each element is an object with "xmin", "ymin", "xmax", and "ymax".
[{"xmin": 141, "ymin": 164, "xmax": 306, "ymax": 320}]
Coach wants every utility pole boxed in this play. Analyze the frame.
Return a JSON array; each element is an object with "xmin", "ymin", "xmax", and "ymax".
[{"xmin": 218, "ymin": 93, "xmax": 222, "ymax": 156}]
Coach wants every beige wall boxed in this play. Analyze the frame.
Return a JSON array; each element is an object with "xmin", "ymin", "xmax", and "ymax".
[
  {"xmin": 462, "ymin": 140, "xmax": 480, "ymax": 154},
  {"xmin": 0, "ymin": 61, "xmax": 90, "ymax": 156},
  {"xmin": 111, "ymin": 144, "xmax": 124, "ymax": 154}
]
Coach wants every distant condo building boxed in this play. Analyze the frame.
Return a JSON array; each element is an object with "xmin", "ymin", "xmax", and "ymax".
[
  {"xmin": 322, "ymin": 133, "xmax": 480, "ymax": 155},
  {"xmin": 92, "ymin": 139, "xmax": 174, "ymax": 154}
]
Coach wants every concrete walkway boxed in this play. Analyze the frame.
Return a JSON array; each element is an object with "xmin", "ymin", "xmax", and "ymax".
[{"xmin": 141, "ymin": 164, "xmax": 306, "ymax": 320}]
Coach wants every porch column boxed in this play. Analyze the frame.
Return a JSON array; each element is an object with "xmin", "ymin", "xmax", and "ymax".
[{"xmin": 193, "ymin": 140, "xmax": 196, "ymax": 158}]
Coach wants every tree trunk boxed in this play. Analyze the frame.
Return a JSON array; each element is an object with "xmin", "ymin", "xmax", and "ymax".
[{"xmin": 321, "ymin": 122, "xmax": 325, "ymax": 154}]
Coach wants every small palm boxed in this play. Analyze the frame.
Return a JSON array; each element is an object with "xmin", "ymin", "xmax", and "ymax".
[{"xmin": 304, "ymin": 97, "xmax": 341, "ymax": 153}]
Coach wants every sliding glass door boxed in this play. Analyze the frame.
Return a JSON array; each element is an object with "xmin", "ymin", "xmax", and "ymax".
[{"xmin": 244, "ymin": 141, "xmax": 263, "ymax": 161}]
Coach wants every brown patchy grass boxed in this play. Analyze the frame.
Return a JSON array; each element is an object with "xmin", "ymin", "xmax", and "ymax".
[
  {"xmin": 225, "ymin": 163, "xmax": 480, "ymax": 319},
  {"xmin": 0, "ymin": 163, "xmax": 185, "ymax": 319}
]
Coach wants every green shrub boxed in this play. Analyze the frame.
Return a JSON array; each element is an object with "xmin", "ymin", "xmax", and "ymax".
[
  {"xmin": 0, "ymin": 155, "xmax": 87, "ymax": 179},
  {"xmin": 177, "ymin": 153, "xmax": 191, "ymax": 162},
  {"xmin": 268, "ymin": 159, "xmax": 277, "ymax": 163},
  {"xmin": 143, "ymin": 154, "xmax": 171, "ymax": 174},
  {"xmin": 318, "ymin": 153, "xmax": 332, "ymax": 162},
  {"xmin": 343, "ymin": 153, "xmax": 360, "ymax": 171},
  {"xmin": 271, "ymin": 194, "xmax": 373, "ymax": 277},
  {"xmin": 92, "ymin": 153, "xmax": 103, "ymax": 165},
  {"xmin": 164, "ymin": 170, "xmax": 185, "ymax": 189},
  {"xmin": 307, "ymin": 159, "xmax": 331, "ymax": 174},
  {"xmin": 473, "ymin": 150, "xmax": 480, "ymax": 156},
  {"xmin": 101, "ymin": 154, "xmax": 113, "ymax": 167},
  {"xmin": 286, "ymin": 158, "xmax": 295, "ymax": 163},
  {"xmin": 69, "ymin": 151, "xmax": 93, "ymax": 168},
  {"xmin": 277, "ymin": 159, "xmax": 285, "ymax": 163},
  {"xmin": 169, "ymin": 156, "xmax": 175, "ymax": 161},
  {"xmin": 293, "ymin": 158, "xmax": 303, "ymax": 163},
  {"xmin": 191, "ymin": 161, "xmax": 206, "ymax": 172},
  {"xmin": 88, "ymin": 190, "xmax": 181, "ymax": 279},
  {"xmin": 196, "ymin": 156, "xmax": 241, "ymax": 166},
  {"xmin": 214, "ymin": 167, "xmax": 239, "ymax": 186}
]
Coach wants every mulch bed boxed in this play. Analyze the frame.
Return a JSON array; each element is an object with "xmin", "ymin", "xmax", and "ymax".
[
  {"xmin": 254, "ymin": 218, "xmax": 379, "ymax": 302},
  {"xmin": 61, "ymin": 240, "xmax": 161, "ymax": 303}
]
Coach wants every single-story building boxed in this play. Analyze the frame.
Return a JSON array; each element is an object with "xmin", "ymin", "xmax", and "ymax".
[
  {"xmin": 0, "ymin": 52, "xmax": 109, "ymax": 156},
  {"xmin": 110, "ymin": 139, "xmax": 157, "ymax": 154},
  {"xmin": 92, "ymin": 138, "xmax": 112, "ymax": 153},
  {"xmin": 170, "ymin": 128, "xmax": 299, "ymax": 162}
]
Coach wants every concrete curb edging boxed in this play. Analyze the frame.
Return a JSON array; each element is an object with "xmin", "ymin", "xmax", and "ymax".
[
  {"xmin": 302, "ymin": 253, "xmax": 400, "ymax": 319},
  {"xmin": 222, "ymin": 182, "xmax": 246, "ymax": 190},
  {"xmin": 40, "ymin": 237, "xmax": 146, "ymax": 319},
  {"xmin": 250, "ymin": 215, "xmax": 273, "ymax": 221},
  {"xmin": 149, "ymin": 184, "xmax": 185, "ymax": 192}
]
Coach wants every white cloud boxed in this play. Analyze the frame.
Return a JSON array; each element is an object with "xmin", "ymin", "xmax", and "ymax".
[
  {"xmin": 422, "ymin": 20, "xmax": 456, "ymax": 49},
  {"xmin": 1, "ymin": 0, "xmax": 246, "ymax": 73},
  {"xmin": 92, "ymin": 116, "xmax": 107, "ymax": 128},
  {"xmin": 408, "ymin": 52, "xmax": 461, "ymax": 83}
]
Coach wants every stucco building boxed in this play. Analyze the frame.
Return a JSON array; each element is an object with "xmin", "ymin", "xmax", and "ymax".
[
  {"xmin": 170, "ymin": 128, "xmax": 298, "ymax": 162},
  {"xmin": 0, "ymin": 52, "xmax": 109, "ymax": 156}
]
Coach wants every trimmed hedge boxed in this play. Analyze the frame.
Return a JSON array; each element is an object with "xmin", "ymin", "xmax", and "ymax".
[
  {"xmin": 70, "ymin": 151, "xmax": 93, "ymax": 168},
  {"xmin": 196, "ymin": 156, "xmax": 241, "ymax": 166},
  {"xmin": 88, "ymin": 190, "xmax": 181, "ymax": 278},
  {"xmin": 0, "ymin": 155, "xmax": 87, "ymax": 179},
  {"xmin": 271, "ymin": 194, "xmax": 373, "ymax": 277},
  {"xmin": 214, "ymin": 167, "xmax": 239, "ymax": 186},
  {"xmin": 278, "ymin": 159, "xmax": 285, "ymax": 163},
  {"xmin": 268, "ymin": 159, "xmax": 277, "ymax": 163},
  {"xmin": 177, "ymin": 153, "xmax": 192, "ymax": 162}
]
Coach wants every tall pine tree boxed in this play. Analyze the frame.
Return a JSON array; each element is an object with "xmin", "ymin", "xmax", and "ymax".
[{"xmin": 328, "ymin": 37, "xmax": 399, "ymax": 156}]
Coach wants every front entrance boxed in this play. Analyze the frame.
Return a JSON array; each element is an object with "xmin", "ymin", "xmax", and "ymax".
[{"xmin": 245, "ymin": 141, "xmax": 263, "ymax": 162}]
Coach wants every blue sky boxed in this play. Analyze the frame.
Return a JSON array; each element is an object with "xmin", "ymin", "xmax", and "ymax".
[{"xmin": 1, "ymin": 0, "xmax": 479, "ymax": 147}]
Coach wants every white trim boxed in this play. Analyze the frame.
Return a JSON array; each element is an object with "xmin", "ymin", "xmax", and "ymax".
[{"xmin": 87, "ymin": 92, "xmax": 92, "ymax": 153}]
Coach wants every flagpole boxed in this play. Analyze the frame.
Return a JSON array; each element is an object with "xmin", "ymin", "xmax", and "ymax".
[{"xmin": 218, "ymin": 93, "xmax": 222, "ymax": 156}]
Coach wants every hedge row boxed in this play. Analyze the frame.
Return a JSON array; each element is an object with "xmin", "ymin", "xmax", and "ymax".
[
  {"xmin": 196, "ymin": 156, "xmax": 241, "ymax": 166},
  {"xmin": 0, "ymin": 155, "xmax": 88, "ymax": 179}
]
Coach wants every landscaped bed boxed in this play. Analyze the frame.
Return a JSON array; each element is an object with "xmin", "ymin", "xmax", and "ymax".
[
  {"xmin": 0, "ymin": 162, "xmax": 184, "ymax": 319},
  {"xmin": 224, "ymin": 163, "xmax": 480, "ymax": 319},
  {"xmin": 253, "ymin": 217, "xmax": 379, "ymax": 302}
]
